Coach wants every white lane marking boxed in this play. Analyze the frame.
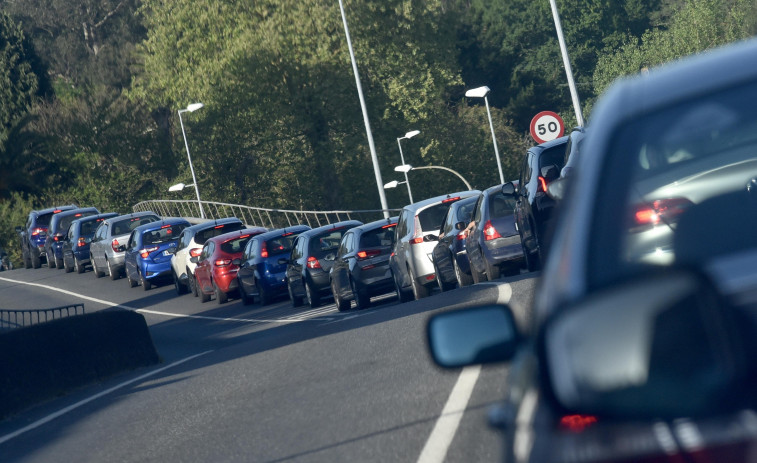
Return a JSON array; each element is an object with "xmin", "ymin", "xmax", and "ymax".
[
  {"xmin": 0, "ymin": 350, "xmax": 213, "ymax": 446},
  {"xmin": 513, "ymin": 390, "xmax": 539, "ymax": 462},
  {"xmin": 417, "ymin": 365, "xmax": 482, "ymax": 463},
  {"xmin": 0, "ymin": 277, "xmax": 314, "ymax": 324}
]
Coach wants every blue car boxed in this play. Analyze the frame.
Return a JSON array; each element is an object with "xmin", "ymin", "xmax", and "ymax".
[
  {"xmin": 16, "ymin": 205, "xmax": 78, "ymax": 269},
  {"xmin": 430, "ymin": 195, "xmax": 479, "ymax": 290},
  {"xmin": 236, "ymin": 225, "xmax": 310, "ymax": 305},
  {"xmin": 44, "ymin": 207, "xmax": 100, "ymax": 270},
  {"xmin": 121, "ymin": 218, "xmax": 191, "ymax": 290},
  {"xmin": 61, "ymin": 213, "xmax": 119, "ymax": 273}
]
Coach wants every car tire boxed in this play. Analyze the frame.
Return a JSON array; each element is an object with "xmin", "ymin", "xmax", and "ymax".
[
  {"xmin": 127, "ymin": 271, "xmax": 137, "ymax": 288},
  {"xmin": 140, "ymin": 271, "xmax": 151, "ymax": 291},
  {"xmin": 288, "ymin": 281, "xmax": 304, "ymax": 307},
  {"xmin": 32, "ymin": 253, "xmax": 41, "ymax": 269},
  {"xmin": 189, "ymin": 270, "xmax": 199, "ymax": 297},
  {"xmin": 454, "ymin": 259, "xmax": 473, "ymax": 287},
  {"xmin": 351, "ymin": 278, "xmax": 370, "ymax": 310},
  {"xmin": 55, "ymin": 255, "xmax": 64, "ymax": 270},
  {"xmin": 486, "ymin": 262, "xmax": 501, "ymax": 281},
  {"xmin": 471, "ymin": 265, "xmax": 485, "ymax": 284},
  {"xmin": 305, "ymin": 281, "xmax": 320, "ymax": 308},
  {"xmin": 47, "ymin": 252, "xmax": 56, "ymax": 269},
  {"xmin": 393, "ymin": 270, "xmax": 413, "ymax": 303},
  {"xmin": 173, "ymin": 271, "xmax": 188, "ymax": 295},
  {"xmin": 75, "ymin": 257, "xmax": 85, "ymax": 274},
  {"xmin": 93, "ymin": 258, "xmax": 103, "ymax": 278},
  {"xmin": 332, "ymin": 280, "xmax": 350, "ymax": 312},
  {"xmin": 107, "ymin": 259, "xmax": 119, "ymax": 280},
  {"xmin": 214, "ymin": 281, "xmax": 228, "ymax": 305},
  {"xmin": 410, "ymin": 270, "xmax": 429, "ymax": 300},
  {"xmin": 23, "ymin": 250, "xmax": 31, "ymax": 269},
  {"xmin": 64, "ymin": 256, "xmax": 73, "ymax": 273},
  {"xmin": 239, "ymin": 278, "xmax": 253, "ymax": 305},
  {"xmin": 522, "ymin": 240, "xmax": 539, "ymax": 272},
  {"xmin": 257, "ymin": 280, "xmax": 271, "ymax": 306},
  {"xmin": 435, "ymin": 261, "xmax": 455, "ymax": 292}
]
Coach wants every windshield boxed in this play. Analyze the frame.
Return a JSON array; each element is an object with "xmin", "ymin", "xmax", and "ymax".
[{"xmin": 220, "ymin": 236, "xmax": 251, "ymax": 254}]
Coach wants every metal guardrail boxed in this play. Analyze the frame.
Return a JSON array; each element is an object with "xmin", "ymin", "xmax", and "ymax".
[
  {"xmin": 132, "ymin": 200, "xmax": 401, "ymax": 229},
  {"xmin": 0, "ymin": 304, "xmax": 86, "ymax": 330}
]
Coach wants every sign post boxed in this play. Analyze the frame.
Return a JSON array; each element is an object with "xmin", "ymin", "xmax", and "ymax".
[{"xmin": 530, "ymin": 111, "xmax": 565, "ymax": 144}]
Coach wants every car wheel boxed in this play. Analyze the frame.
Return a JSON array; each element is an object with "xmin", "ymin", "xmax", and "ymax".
[
  {"xmin": 55, "ymin": 255, "xmax": 64, "ymax": 270},
  {"xmin": 522, "ymin": 240, "xmax": 539, "ymax": 272},
  {"xmin": 485, "ymin": 261, "xmax": 501, "ymax": 281},
  {"xmin": 63, "ymin": 256, "xmax": 73, "ymax": 273},
  {"xmin": 350, "ymin": 278, "xmax": 370, "ymax": 310},
  {"xmin": 454, "ymin": 258, "xmax": 473, "ymax": 287},
  {"xmin": 140, "ymin": 271, "xmax": 151, "ymax": 291},
  {"xmin": 214, "ymin": 281, "xmax": 228, "ymax": 305},
  {"xmin": 332, "ymin": 279, "xmax": 350, "ymax": 312},
  {"xmin": 435, "ymin": 261, "xmax": 455, "ymax": 292},
  {"xmin": 305, "ymin": 281, "xmax": 320, "ymax": 308},
  {"xmin": 393, "ymin": 270, "xmax": 412, "ymax": 303},
  {"xmin": 288, "ymin": 281, "xmax": 304, "ymax": 307},
  {"xmin": 93, "ymin": 258, "xmax": 103, "ymax": 278},
  {"xmin": 127, "ymin": 270, "xmax": 137, "ymax": 288},
  {"xmin": 75, "ymin": 257, "xmax": 85, "ymax": 274},
  {"xmin": 107, "ymin": 259, "xmax": 119, "ymax": 280},
  {"xmin": 257, "ymin": 280, "xmax": 271, "ymax": 306},
  {"xmin": 471, "ymin": 265, "xmax": 485, "ymax": 284},
  {"xmin": 239, "ymin": 278, "xmax": 253, "ymax": 305},
  {"xmin": 173, "ymin": 271, "xmax": 188, "ymax": 295},
  {"xmin": 410, "ymin": 270, "xmax": 429, "ymax": 300},
  {"xmin": 31, "ymin": 253, "xmax": 41, "ymax": 269},
  {"xmin": 23, "ymin": 250, "xmax": 31, "ymax": 269},
  {"xmin": 47, "ymin": 252, "xmax": 56, "ymax": 269},
  {"xmin": 189, "ymin": 271, "xmax": 199, "ymax": 297}
]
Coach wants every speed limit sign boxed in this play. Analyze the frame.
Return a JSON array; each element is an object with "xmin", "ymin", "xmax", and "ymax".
[{"xmin": 530, "ymin": 111, "xmax": 565, "ymax": 144}]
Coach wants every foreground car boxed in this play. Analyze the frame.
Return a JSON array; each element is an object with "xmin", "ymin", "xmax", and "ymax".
[
  {"xmin": 428, "ymin": 39, "xmax": 757, "ymax": 462},
  {"xmin": 122, "ymin": 218, "xmax": 190, "ymax": 290}
]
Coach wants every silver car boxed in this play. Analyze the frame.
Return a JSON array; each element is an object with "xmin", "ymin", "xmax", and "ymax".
[
  {"xmin": 390, "ymin": 190, "xmax": 480, "ymax": 300},
  {"xmin": 89, "ymin": 211, "xmax": 161, "ymax": 280}
]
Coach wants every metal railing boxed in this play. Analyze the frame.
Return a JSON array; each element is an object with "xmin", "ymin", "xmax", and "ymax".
[
  {"xmin": 132, "ymin": 200, "xmax": 401, "ymax": 229},
  {"xmin": 0, "ymin": 304, "xmax": 86, "ymax": 331}
]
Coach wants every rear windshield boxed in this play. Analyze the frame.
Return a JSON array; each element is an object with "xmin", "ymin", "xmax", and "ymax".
[
  {"xmin": 418, "ymin": 202, "xmax": 453, "ymax": 232},
  {"xmin": 142, "ymin": 224, "xmax": 188, "ymax": 245},
  {"xmin": 539, "ymin": 144, "xmax": 567, "ymax": 170},
  {"xmin": 455, "ymin": 201, "xmax": 477, "ymax": 223},
  {"xmin": 81, "ymin": 219, "xmax": 104, "ymax": 235},
  {"xmin": 57, "ymin": 211, "xmax": 98, "ymax": 233},
  {"xmin": 359, "ymin": 225, "xmax": 396, "ymax": 248},
  {"xmin": 309, "ymin": 230, "xmax": 348, "ymax": 257},
  {"xmin": 196, "ymin": 222, "xmax": 244, "ymax": 245},
  {"xmin": 113, "ymin": 215, "xmax": 159, "ymax": 236},
  {"xmin": 35, "ymin": 212, "xmax": 55, "ymax": 228},
  {"xmin": 265, "ymin": 234, "xmax": 299, "ymax": 256},
  {"xmin": 488, "ymin": 191, "xmax": 517, "ymax": 219},
  {"xmin": 220, "ymin": 236, "xmax": 252, "ymax": 254}
]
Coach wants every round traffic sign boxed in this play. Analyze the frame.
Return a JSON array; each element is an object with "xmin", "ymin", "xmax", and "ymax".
[{"xmin": 530, "ymin": 111, "xmax": 565, "ymax": 144}]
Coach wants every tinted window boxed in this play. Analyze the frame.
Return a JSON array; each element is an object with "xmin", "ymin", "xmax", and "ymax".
[
  {"xmin": 538, "ymin": 144, "xmax": 567, "ymax": 170},
  {"xmin": 220, "ymin": 236, "xmax": 251, "ymax": 254},
  {"xmin": 418, "ymin": 202, "xmax": 453, "ymax": 232},
  {"xmin": 35, "ymin": 212, "xmax": 55, "ymax": 227},
  {"xmin": 113, "ymin": 215, "xmax": 159, "ymax": 236},
  {"xmin": 309, "ymin": 230, "xmax": 347, "ymax": 257},
  {"xmin": 456, "ymin": 201, "xmax": 477, "ymax": 223},
  {"xmin": 359, "ymin": 225, "xmax": 396, "ymax": 248},
  {"xmin": 57, "ymin": 211, "xmax": 98, "ymax": 233},
  {"xmin": 488, "ymin": 191, "xmax": 516, "ymax": 219},
  {"xmin": 265, "ymin": 234, "xmax": 299, "ymax": 256},
  {"xmin": 195, "ymin": 222, "xmax": 243, "ymax": 245},
  {"xmin": 142, "ymin": 224, "xmax": 188, "ymax": 245},
  {"xmin": 81, "ymin": 219, "xmax": 102, "ymax": 235}
]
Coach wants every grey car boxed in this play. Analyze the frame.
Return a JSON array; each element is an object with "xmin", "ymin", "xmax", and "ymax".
[
  {"xmin": 390, "ymin": 190, "xmax": 480, "ymax": 301},
  {"xmin": 89, "ymin": 211, "xmax": 162, "ymax": 280}
]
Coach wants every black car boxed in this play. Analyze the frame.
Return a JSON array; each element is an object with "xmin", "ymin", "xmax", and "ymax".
[
  {"xmin": 429, "ymin": 196, "xmax": 478, "ymax": 290},
  {"xmin": 329, "ymin": 217, "xmax": 398, "ymax": 311},
  {"xmin": 504, "ymin": 136, "xmax": 568, "ymax": 271},
  {"xmin": 465, "ymin": 183, "xmax": 522, "ymax": 282},
  {"xmin": 285, "ymin": 220, "xmax": 362, "ymax": 308},
  {"xmin": 16, "ymin": 205, "xmax": 77, "ymax": 269},
  {"xmin": 43, "ymin": 207, "xmax": 100, "ymax": 269},
  {"xmin": 61, "ymin": 213, "xmax": 119, "ymax": 273}
]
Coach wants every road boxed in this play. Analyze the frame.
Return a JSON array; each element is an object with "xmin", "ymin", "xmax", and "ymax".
[{"xmin": 0, "ymin": 265, "xmax": 537, "ymax": 462}]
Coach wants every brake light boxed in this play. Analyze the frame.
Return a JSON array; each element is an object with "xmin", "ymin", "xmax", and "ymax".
[
  {"xmin": 382, "ymin": 223, "xmax": 397, "ymax": 229},
  {"xmin": 54, "ymin": 235, "xmax": 60, "ymax": 242},
  {"xmin": 238, "ymin": 234, "xmax": 250, "ymax": 239},
  {"xmin": 633, "ymin": 198, "xmax": 692, "ymax": 226},
  {"xmin": 78, "ymin": 237, "xmax": 87, "ymax": 248},
  {"xmin": 74, "ymin": 213, "xmax": 82, "ymax": 217},
  {"xmin": 189, "ymin": 248, "xmax": 202, "ymax": 257},
  {"xmin": 410, "ymin": 237, "xmax": 424, "ymax": 245},
  {"xmin": 538, "ymin": 176, "xmax": 548, "ymax": 193},
  {"xmin": 53, "ymin": 209, "xmax": 62, "ymax": 213},
  {"xmin": 281, "ymin": 232, "xmax": 294, "ymax": 237},
  {"xmin": 357, "ymin": 250, "xmax": 381, "ymax": 260},
  {"xmin": 411, "ymin": 215, "xmax": 423, "ymax": 244},
  {"xmin": 31, "ymin": 227, "xmax": 46, "ymax": 236},
  {"xmin": 161, "ymin": 224, "xmax": 171, "ymax": 229},
  {"xmin": 442, "ymin": 196, "xmax": 461, "ymax": 204},
  {"xmin": 215, "ymin": 259, "xmax": 232, "ymax": 267},
  {"xmin": 261, "ymin": 242, "xmax": 269, "ymax": 258},
  {"xmin": 111, "ymin": 238, "xmax": 120, "ymax": 252},
  {"xmin": 307, "ymin": 256, "xmax": 321, "ymax": 269},
  {"xmin": 560, "ymin": 415, "xmax": 598, "ymax": 433},
  {"xmin": 139, "ymin": 246, "xmax": 159, "ymax": 258},
  {"xmin": 483, "ymin": 220, "xmax": 501, "ymax": 241},
  {"xmin": 456, "ymin": 232, "xmax": 466, "ymax": 241}
]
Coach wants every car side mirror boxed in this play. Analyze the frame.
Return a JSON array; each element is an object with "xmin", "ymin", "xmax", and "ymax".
[
  {"xmin": 454, "ymin": 221, "xmax": 466, "ymax": 231},
  {"xmin": 501, "ymin": 182, "xmax": 516, "ymax": 196},
  {"xmin": 116, "ymin": 245, "xmax": 126, "ymax": 252},
  {"xmin": 540, "ymin": 164, "xmax": 560, "ymax": 181},
  {"xmin": 189, "ymin": 256, "xmax": 199, "ymax": 264},
  {"xmin": 424, "ymin": 234, "xmax": 439, "ymax": 242},
  {"xmin": 543, "ymin": 268, "xmax": 753, "ymax": 420},
  {"xmin": 232, "ymin": 258, "xmax": 242, "ymax": 265},
  {"xmin": 278, "ymin": 257, "xmax": 288, "ymax": 265},
  {"xmin": 427, "ymin": 304, "xmax": 521, "ymax": 368}
]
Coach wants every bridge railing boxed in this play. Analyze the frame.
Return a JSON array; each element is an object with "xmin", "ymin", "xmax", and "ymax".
[
  {"xmin": 0, "ymin": 304, "xmax": 86, "ymax": 331},
  {"xmin": 132, "ymin": 200, "xmax": 401, "ymax": 229}
]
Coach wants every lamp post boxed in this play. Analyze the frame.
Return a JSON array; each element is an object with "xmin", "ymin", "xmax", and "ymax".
[
  {"xmin": 395, "ymin": 164, "xmax": 472, "ymax": 190},
  {"xmin": 177, "ymin": 102, "xmax": 205, "ymax": 219},
  {"xmin": 396, "ymin": 130, "xmax": 419, "ymax": 203},
  {"xmin": 465, "ymin": 86, "xmax": 504, "ymax": 184},
  {"xmin": 549, "ymin": 0, "xmax": 584, "ymax": 127}
]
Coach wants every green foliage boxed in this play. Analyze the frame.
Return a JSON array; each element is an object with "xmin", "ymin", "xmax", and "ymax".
[{"xmin": 0, "ymin": 192, "xmax": 37, "ymax": 266}]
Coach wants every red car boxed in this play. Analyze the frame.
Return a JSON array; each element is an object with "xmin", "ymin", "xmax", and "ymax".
[{"xmin": 193, "ymin": 227, "xmax": 267, "ymax": 304}]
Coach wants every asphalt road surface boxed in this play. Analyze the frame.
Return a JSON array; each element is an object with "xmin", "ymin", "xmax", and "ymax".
[{"xmin": 0, "ymin": 265, "xmax": 537, "ymax": 463}]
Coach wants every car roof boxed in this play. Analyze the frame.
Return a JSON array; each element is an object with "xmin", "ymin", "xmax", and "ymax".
[
  {"xmin": 253, "ymin": 225, "xmax": 311, "ymax": 241},
  {"xmin": 528, "ymin": 136, "xmax": 568, "ymax": 155},
  {"xmin": 132, "ymin": 217, "xmax": 190, "ymax": 234},
  {"xmin": 298, "ymin": 220, "xmax": 363, "ymax": 238},
  {"xmin": 109, "ymin": 211, "xmax": 161, "ymax": 222},
  {"xmin": 402, "ymin": 190, "xmax": 481, "ymax": 212},
  {"xmin": 72, "ymin": 212, "xmax": 119, "ymax": 224},
  {"xmin": 353, "ymin": 216, "xmax": 399, "ymax": 232},
  {"xmin": 30, "ymin": 205, "xmax": 78, "ymax": 216},
  {"xmin": 206, "ymin": 227, "xmax": 269, "ymax": 244},
  {"xmin": 182, "ymin": 217, "xmax": 244, "ymax": 234}
]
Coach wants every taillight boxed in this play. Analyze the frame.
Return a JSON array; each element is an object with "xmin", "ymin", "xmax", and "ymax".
[
  {"xmin": 456, "ymin": 232, "xmax": 466, "ymax": 241},
  {"xmin": 483, "ymin": 220, "xmax": 501, "ymax": 241},
  {"xmin": 411, "ymin": 215, "xmax": 423, "ymax": 244},
  {"xmin": 111, "ymin": 238, "xmax": 120, "ymax": 252},
  {"xmin": 633, "ymin": 198, "xmax": 692, "ymax": 227},
  {"xmin": 442, "ymin": 196, "xmax": 461, "ymax": 204},
  {"xmin": 307, "ymin": 256, "xmax": 321, "ymax": 269},
  {"xmin": 77, "ymin": 237, "xmax": 87, "ymax": 248},
  {"xmin": 410, "ymin": 237, "xmax": 424, "ymax": 245},
  {"xmin": 31, "ymin": 227, "xmax": 46, "ymax": 236},
  {"xmin": 189, "ymin": 248, "xmax": 202, "ymax": 258},
  {"xmin": 214, "ymin": 259, "xmax": 231, "ymax": 267},
  {"xmin": 357, "ymin": 250, "xmax": 381, "ymax": 260},
  {"xmin": 139, "ymin": 246, "xmax": 159, "ymax": 259},
  {"xmin": 382, "ymin": 223, "xmax": 397, "ymax": 229},
  {"xmin": 53, "ymin": 235, "xmax": 60, "ymax": 242},
  {"xmin": 261, "ymin": 242, "xmax": 269, "ymax": 258},
  {"xmin": 560, "ymin": 415, "xmax": 598, "ymax": 433},
  {"xmin": 538, "ymin": 176, "xmax": 548, "ymax": 193}
]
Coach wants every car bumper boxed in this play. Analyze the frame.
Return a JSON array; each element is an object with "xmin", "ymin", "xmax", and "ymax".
[{"xmin": 141, "ymin": 262, "xmax": 173, "ymax": 280}]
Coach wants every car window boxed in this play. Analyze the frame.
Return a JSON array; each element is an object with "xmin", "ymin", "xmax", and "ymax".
[
  {"xmin": 538, "ymin": 144, "xmax": 567, "ymax": 171},
  {"xmin": 244, "ymin": 239, "xmax": 257, "ymax": 260},
  {"xmin": 58, "ymin": 211, "xmax": 98, "ymax": 233},
  {"xmin": 195, "ymin": 222, "xmax": 243, "ymax": 245},
  {"xmin": 456, "ymin": 200, "xmax": 477, "ymax": 224},
  {"xmin": 417, "ymin": 203, "xmax": 452, "ymax": 232},
  {"xmin": 309, "ymin": 230, "xmax": 345, "ymax": 257},
  {"xmin": 359, "ymin": 226, "xmax": 395, "ymax": 248},
  {"xmin": 114, "ymin": 216, "xmax": 158, "ymax": 236},
  {"xmin": 590, "ymin": 79, "xmax": 757, "ymax": 288},
  {"xmin": 36, "ymin": 212, "xmax": 54, "ymax": 228},
  {"xmin": 266, "ymin": 235, "xmax": 298, "ymax": 256},
  {"xmin": 487, "ymin": 191, "xmax": 516, "ymax": 219},
  {"xmin": 143, "ymin": 224, "xmax": 187, "ymax": 245},
  {"xmin": 220, "ymin": 236, "xmax": 251, "ymax": 254}
]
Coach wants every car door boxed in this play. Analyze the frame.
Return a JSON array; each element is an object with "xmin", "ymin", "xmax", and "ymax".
[
  {"xmin": 123, "ymin": 231, "xmax": 139, "ymax": 280},
  {"xmin": 90, "ymin": 221, "xmax": 106, "ymax": 268},
  {"xmin": 331, "ymin": 231, "xmax": 354, "ymax": 299},
  {"xmin": 194, "ymin": 242, "xmax": 213, "ymax": 293},
  {"xmin": 286, "ymin": 235, "xmax": 306, "ymax": 296},
  {"xmin": 237, "ymin": 238, "xmax": 257, "ymax": 296},
  {"xmin": 466, "ymin": 195, "xmax": 486, "ymax": 274},
  {"xmin": 391, "ymin": 210, "xmax": 411, "ymax": 288}
]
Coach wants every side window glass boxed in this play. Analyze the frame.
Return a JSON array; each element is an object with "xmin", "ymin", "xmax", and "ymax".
[
  {"xmin": 291, "ymin": 237, "xmax": 303, "ymax": 260},
  {"xmin": 339, "ymin": 233, "xmax": 352, "ymax": 256}
]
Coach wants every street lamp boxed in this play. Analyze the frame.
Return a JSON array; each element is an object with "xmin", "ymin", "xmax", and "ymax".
[
  {"xmin": 177, "ymin": 102, "xmax": 205, "ymax": 219},
  {"xmin": 168, "ymin": 182, "xmax": 195, "ymax": 192},
  {"xmin": 383, "ymin": 180, "xmax": 407, "ymax": 190},
  {"xmin": 395, "ymin": 164, "xmax": 472, "ymax": 190},
  {"xmin": 396, "ymin": 130, "xmax": 420, "ymax": 203},
  {"xmin": 465, "ymin": 86, "xmax": 504, "ymax": 184}
]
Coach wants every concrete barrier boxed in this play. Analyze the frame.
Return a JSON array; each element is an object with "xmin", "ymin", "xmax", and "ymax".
[{"xmin": 0, "ymin": 309, "xmax": 159, "ymax": 419}]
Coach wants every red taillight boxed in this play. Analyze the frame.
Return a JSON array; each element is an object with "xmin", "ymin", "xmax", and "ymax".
[
  {"xmin": 214, "ymin": 259, "xmax": 231, "ymax": 267},
  {"xmin": 74, "ymin": 213, "xmax": 82, "ymax": 217},
  {"xmin": 261, "ymin": 242, "xmax": 269, "ymax": 258},
  {"xmin": 560, "ymin": 415, "xmax": 598, "ymax": 433},
  {"xmin": 139, "ymin": 246, "xmax": 159, "ymax": 259},
  {"xmin": 633, "ymin": 198, "xmax": 692, "ymax": 226},
  {"xmin": 238, "ymin": 234, "xmax": 250, "ymax": 239},
  {"xmin": 31, "ymin": 227, "xmax": 46, "ymax": 236},
  {"xmin": 442, "ymin": 196, "xmax": 461, "ymax": 204},
  {"xmin": 77, "ymin": 238, "xmax": 87, "ymax": 248},
  {"xmin": 411, "ymin": 215, "xmax": 423, "ymax": 244},
  {"xmin": 307, "ymin": 256, "xmax": 321, "ymax": 269},
  {"xmin": 53, "ymin": 209, "xmax": 62, "ymax": 213},
  {"xmin": 357, "ymin": 249, "xmax": 381, "ymax": 260},
  {"xmin": 111, "ymin": 238, "xmax": 120, "ymax": 252},
  {"xmin": 382, "ymin": 223, "xmax": 397, "ymax": 229},
  {"xmin": 281, "ymin": 232, "xmax": 294, "ymax": 237},
  {"xmin": 456, "ymin": 232, "xmax": 466, "ymax": 241},
  {"xmin": 214, "ymin": 225, "xmax": 225, "ymax": 229},
  {"xmin": 483, "ymin": 220, "xmax": 502, "ymax": 241},
  {"xmin": 161, "ymin": 224, "xmax": 171, "ymax": 229},
  {"xmin": 538, "ymin": 176, "xmax": 548, "ymax": 193},
  {"xmin": 53, "ymin": 235, "xmax": 60, "ymax": 242},
  {"xmin": 189, "ymin": 248, "xmax": 202, "ymax": 258},
  {"xmin": 410, "ymin": 237, "xmax": 424, "ymax": 245}
]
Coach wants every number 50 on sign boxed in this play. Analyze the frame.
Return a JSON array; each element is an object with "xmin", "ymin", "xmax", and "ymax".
[{"xmin": 530, "ymin": 111, "xmax": 565, "ymax": 144}]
